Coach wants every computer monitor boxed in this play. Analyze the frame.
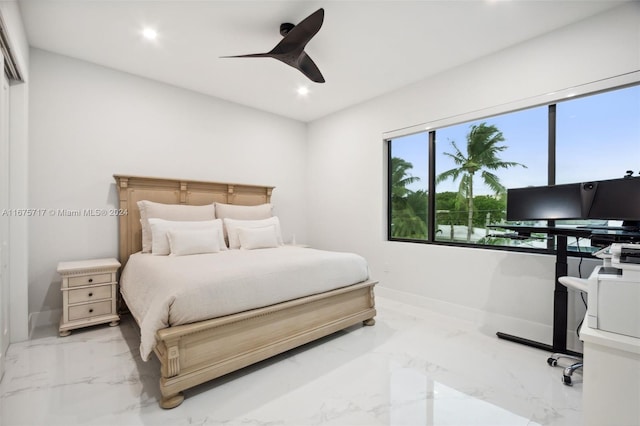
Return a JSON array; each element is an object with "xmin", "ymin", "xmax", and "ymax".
[
  {"xmin": 506, "ymin": 182, "xmax": 584, "ymax": 221},
  {"xmin": 584, "ymin": 177, "xmax": 640, "ymax": 229},
  {"xmin": 506, "ymin": 177, "xmax": 640, "ymax": 227}
]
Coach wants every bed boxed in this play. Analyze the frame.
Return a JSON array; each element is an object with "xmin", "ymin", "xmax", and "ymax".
[{"xmin": 113, "ymin": 175, "xmax": 377, "ymax": 409}]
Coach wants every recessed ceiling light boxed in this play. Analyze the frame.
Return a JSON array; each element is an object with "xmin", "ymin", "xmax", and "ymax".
[
  {"xmin": 142, "ymin": 27, "xmax": 158, "ymax": 40},
  {"xmin": 297, "ymin": 86, "xmax": 310, "ymax": 96}
]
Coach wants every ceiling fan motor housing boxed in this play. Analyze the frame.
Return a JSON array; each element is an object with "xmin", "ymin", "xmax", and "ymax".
[{"xmin": 280, "ymin": 22, "xmax": 295, "ymax": 36}]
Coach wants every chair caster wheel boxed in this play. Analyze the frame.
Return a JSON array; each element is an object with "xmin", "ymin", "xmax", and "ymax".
[
  {"xmin": 562, "ymin": 375, "xmax": 573, "ymax": 386},
  {"xmin": 547, "ymin": 357, "xmax": 557, "ymax": 366}
]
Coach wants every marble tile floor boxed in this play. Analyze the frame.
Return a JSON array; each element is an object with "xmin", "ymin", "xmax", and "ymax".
[{"xmin": 0, "ymin": 296, "xmax": 583, "ymax": 426}]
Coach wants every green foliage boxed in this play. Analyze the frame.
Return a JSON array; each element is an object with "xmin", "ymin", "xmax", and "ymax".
[
  {"xmin": 435, "ymin": 191, "xmax": 466, "ymax": 225},
  {"xmin": 471, "ymin": 195, "xmax": 506, "ymax": 226},
  {"xmin": 406, "ymin": 190, "xmax": 428, "ymax": 222},
  {"xmin": 436, "ymin": 192, "xmax": 506, "ymax": 227},
  {"xmin": 391, "ymin": 207, "xmax": 427, "ymax": 239},
  {"xmin": 390, "ymin": 157, "xmax": 419, "ymax": 206}
]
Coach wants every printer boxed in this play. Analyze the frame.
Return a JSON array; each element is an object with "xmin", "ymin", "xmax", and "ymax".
[{"xmin": 586, "ymin": 243, "xmax": 640, "ymax": 339}]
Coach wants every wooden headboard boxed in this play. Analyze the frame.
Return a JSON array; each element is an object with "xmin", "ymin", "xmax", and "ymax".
[{"xmin": 113, "ymin": 175, "xmax": 274, "ymax": 267}]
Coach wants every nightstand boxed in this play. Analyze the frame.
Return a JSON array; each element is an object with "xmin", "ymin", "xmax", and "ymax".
[{"xmin": 58, "ymin": 257, "xmax": 121, "ymax": 337}]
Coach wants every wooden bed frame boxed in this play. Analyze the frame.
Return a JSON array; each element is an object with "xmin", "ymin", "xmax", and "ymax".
[{"xmin": 113, "ymin": 175, "xmax": 377, "ymax": 409}]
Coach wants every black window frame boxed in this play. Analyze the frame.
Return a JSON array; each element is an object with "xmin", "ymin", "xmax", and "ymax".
[{"xmin": 386, "ymin": 83, "xmax": 640, "ymax": 257}]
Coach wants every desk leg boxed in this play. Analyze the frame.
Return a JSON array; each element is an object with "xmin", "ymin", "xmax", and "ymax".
[
  {"xmin": 495, "ymin": 332, "xmax": 554, "ymax": 352},
  {"xmin": 553, "ymin": 235, "xmax": 569, "ymax": 353}
]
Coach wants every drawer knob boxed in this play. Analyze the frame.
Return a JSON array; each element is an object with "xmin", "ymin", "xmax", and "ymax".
[
  {"xmin": 88, "ymin": 292, "xmax": 93, "ymax": 297},
  {"xmin": 89, "ymin": 308, "xmax": 94, "ymax": 313},
  {"xmin": 88, "ymin": 278, "xmax": 93, "ymax": 283}
]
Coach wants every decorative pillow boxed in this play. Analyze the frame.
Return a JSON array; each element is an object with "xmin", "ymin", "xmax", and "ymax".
[
  {"xmin": 148, "ymin": 218, "xmax": 226, "ymax": 255},
  {"xmin": 237, "ymin": 225, "xmax": 280, "ymax": 250},
  {"xmin": 168, "ymin": 228, "xmax": 221, "ymax": 256},
  {"xmin": 223, "ymin": 217, "xmax": 283, "ymax": 249},
  {"xmin": 214, "ymin": 202, "xmax": 273, "ymax": 220},
  {"xmin": 138, "ymin": 201, "xmax": 216, "ymax": 253}
]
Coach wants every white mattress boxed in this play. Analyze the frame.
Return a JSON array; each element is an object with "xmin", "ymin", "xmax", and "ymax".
[{"xmin": 120, "ymin": 246, "xmax": 370, "ymax": 360}]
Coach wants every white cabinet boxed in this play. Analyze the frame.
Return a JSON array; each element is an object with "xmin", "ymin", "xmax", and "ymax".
[{"xmin": 581, "ymin": 321, "xmax": 640, "ymax": 426}]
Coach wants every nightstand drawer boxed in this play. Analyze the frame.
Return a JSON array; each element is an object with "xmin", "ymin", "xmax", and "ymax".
[
  {"xmin": 68, "ymin": 273, "xmax": 112, "ymax": 287},
  {"xmin": 68, "ymin": 285, "xmax": 112, "ymax": 304},
  {"xmin": 68, "ymin": 300, "xmax": 112, "ymax": 321}
]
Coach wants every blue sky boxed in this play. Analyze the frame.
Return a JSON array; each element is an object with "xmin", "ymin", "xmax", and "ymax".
[{"xmin": 391, "ymin": 84, "xmax": 640, "ymax": 195}]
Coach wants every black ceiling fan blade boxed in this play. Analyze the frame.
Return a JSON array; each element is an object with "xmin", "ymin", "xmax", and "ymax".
[
  {"xmin": 270, "ymin": 8, "xmax": 324, "ymax": 55},
  {"xmin": 297, "ymin": 52, "xmax": 325, "ymax": 83},
  {"xmin": 219, "ymin": 53, "xmax": 270, "ymax": 59}
]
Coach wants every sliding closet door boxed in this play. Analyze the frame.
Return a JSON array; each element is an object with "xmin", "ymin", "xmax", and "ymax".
[{"xmin": 0, "ymin": 52, "xmax": 9, "ymax": 380}]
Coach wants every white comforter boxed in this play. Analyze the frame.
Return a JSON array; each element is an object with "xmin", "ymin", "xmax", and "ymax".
[{"xmin": 120, "ymin": 246, "xmax": 370, "ymax": 360}]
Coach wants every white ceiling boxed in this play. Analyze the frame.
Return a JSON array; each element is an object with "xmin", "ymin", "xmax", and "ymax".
[{"xmin": 18, "ymin": 0, "xmax": 626, "ymax": 122}]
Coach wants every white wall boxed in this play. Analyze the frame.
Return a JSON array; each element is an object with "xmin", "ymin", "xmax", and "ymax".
[
  {"xmin": 22, "ymin": 2, "xmax": 640, "ymax": 344},
  {"xmin": 28, "ymin": 49, "xmax": 307, "ymax": 326},
  {"xmin": 306, "ymin": 3, "xmax": 640, "ymax": 349},
  {"xmin": 0, "ymin": 0, "xmax": 30, "ymax": 343}
]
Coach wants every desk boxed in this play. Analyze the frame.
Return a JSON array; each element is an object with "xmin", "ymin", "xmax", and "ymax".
[{"xmin": 490, "ymin": 225, "xmax": 640, "ymax": 355}]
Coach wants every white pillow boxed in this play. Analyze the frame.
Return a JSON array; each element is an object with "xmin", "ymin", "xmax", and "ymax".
[
  {"xmin": 214, "ymin": 202, "xmax": 273, "ymax": 220},
  {"xmin": 168, "ymin": 228, "xmax": 221, "ymax": 256},
  {"xmin": 237, "ymin": 225, "xmax": 279, "ymax": 250},
  {"xmin": 138, "ymin": 201, "xmax": 216, "ymax": 253},
  {"xmin": 223, "ymin": 217, "xmax": 283, "ymax": 249},
  {"xmin": 148, "ymin": 218, "xmax": 227, "ymax": 255}
]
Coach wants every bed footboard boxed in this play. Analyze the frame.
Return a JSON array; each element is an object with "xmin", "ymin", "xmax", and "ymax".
[{"xmin": 154, "ymin": 280, "xmax": 377, "ymax": 409}]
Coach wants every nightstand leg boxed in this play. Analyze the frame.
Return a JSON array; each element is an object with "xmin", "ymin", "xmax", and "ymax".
[
  {"xmin": 109, "ymin": 320, "xmax": 119, "ymax": 327},
  {"xmin": 59, "ymin": 330, "xmax": 71, "ymax": 337}
]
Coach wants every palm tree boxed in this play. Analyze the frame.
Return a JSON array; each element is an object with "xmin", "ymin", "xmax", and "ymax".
[
  {"xmin": 436, "ymin": 122, "xmax": 525, "ymax": 242},
  {"xmin": 391, "ymin": 157, "xmax": 419, "ymax": 207},
  {"xmin": 390, "ymin": 157, "xmax": 427, "ymax": 239}
]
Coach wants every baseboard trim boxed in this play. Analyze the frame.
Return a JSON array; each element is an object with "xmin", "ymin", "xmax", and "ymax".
[{"xmin": 376, "ymin": 286, "xmax": 583, "ymax": 353}]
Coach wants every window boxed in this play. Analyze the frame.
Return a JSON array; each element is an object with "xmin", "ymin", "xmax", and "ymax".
[
  {"xmin": 387, "ymin": 84, "xmax": 640, "ymax": 254},
  {"xmin": 388, "ymin": 132, "xmax": 429, "ymax": 240}
]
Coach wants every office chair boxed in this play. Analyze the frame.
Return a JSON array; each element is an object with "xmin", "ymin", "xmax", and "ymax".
[{"xmin": 547, "ymin": 275, "xmax": 589, "ymax": 386}]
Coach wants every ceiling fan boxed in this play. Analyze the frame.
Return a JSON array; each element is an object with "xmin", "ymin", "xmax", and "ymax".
[{"xmin": 222, "ymin": 8, "xmax": 326, "ymax": 83}]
